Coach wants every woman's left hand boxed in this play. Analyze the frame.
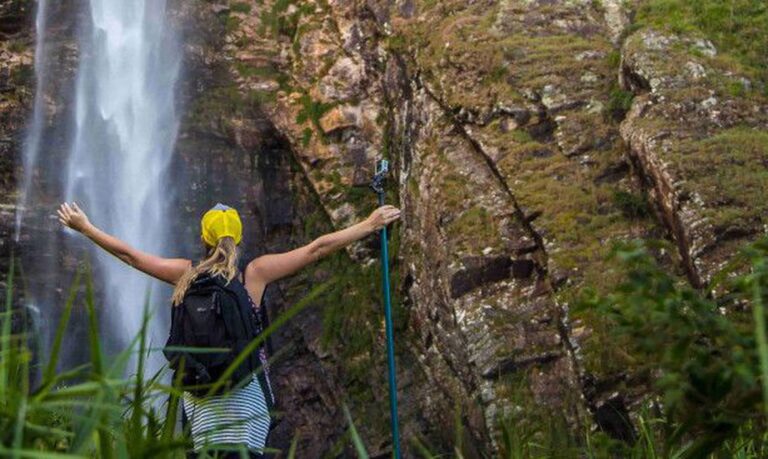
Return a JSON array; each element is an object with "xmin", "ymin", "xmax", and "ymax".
[
  {"xmin": 366, "ymin": 204, "xmax": 401, "ymax": 231},
  {"xmin": 57, "ymin": 202, "xmax": 92, "ymax": 234}
]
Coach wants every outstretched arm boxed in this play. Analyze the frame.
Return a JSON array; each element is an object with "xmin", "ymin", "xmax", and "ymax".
[
  {"xmin": 247, "ymin": 204, "xmax": 401, "ymax": 284},
  {"xmin": 57, "ymin": 202, "xmax": 191, "ymax": 285}
]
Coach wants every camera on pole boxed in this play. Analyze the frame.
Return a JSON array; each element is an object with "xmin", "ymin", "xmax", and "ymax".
[
  {"xmin": 370, "ymin": 159, "xmax": 389, "ymax": 199},
  {"xmin": 369, "ymin": 157, "xmax": 402, "ymax": 459}
]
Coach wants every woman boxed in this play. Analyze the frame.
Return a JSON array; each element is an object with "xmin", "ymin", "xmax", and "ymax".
[{"xmin": 56, "ymin": 200, "xmax": 401, "ymax": 458}]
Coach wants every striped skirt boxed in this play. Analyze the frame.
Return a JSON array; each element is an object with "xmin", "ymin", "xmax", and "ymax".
[{"xmin": 182, "ymin": 374, "xmax": 271, "ymax": 453}]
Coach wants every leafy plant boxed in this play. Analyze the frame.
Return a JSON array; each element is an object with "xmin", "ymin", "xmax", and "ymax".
[
  {"xmin": 578, "ymin": 238, "xmax": 768, "ymax": 457},
  {"xmin": 612, "ymin": 190, "xmax": 651, "ymax": 219}
]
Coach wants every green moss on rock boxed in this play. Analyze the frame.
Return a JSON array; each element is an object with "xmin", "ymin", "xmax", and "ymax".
[
  {"xmin": 447, "ymin": 206, "xmax": 500, "ymax": 254},
  {"xmin": 635, "ymin": 0, "xmax": 768, "ymax": 86},
  {"xmin": 672, "ymin": 127, "xmax": 768, "ymax": 236}
]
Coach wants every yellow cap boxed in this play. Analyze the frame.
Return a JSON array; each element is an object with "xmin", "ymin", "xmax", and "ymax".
[{"xmin": 201, "ymin": 203, "xmax": 242, "ymax": 246}]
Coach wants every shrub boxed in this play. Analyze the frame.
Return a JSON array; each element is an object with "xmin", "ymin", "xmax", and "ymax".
[{"xmin": 578, "ymin": 237, "xmax": 768, "ymax": 457}]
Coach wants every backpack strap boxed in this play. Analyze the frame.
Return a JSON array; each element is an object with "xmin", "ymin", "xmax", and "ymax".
[
  {"xmin": 237, "ymin": 257, "xmax": 248, "ymax": 283},
  {"xmin": 164, "ymin": 304, "xmax": 213, "ymax": 386},
  {"xmin": 237, "ymin": 257, "xmax": 268, "ymax": 318}
]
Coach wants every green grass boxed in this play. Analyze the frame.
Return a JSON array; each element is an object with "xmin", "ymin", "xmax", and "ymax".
[
  {"xmin": 576, "ymin": 237, "xmax": 768, "ymax": 457},
  {"xmin": 230, "ymin": 2, "xmax": 252, "ymax": 14},
  {"xmin": 0, "ymin": 256, "xmax": 332, "ymax": 457},
  {"xmin": 636, "ymin": 0, "xmax": 768, "ymax": 84},
  {"xmin": 671, "ymin": 127, "xmax": 768, "ymax": 235}
]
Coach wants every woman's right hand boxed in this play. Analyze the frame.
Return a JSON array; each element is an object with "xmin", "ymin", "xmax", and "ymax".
[{"xmin": 57, "ymin": 202, "xmax": 92, "ymax": 234}]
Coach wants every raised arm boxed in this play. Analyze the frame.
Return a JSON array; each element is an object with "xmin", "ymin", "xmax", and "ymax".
[
  {"xmin": 57, "ymin": 202, "xmax": 191, "ymax": 285},
  {"xmin": 247, "ymin": 204, "xmax": 401, "ymax": 284}
]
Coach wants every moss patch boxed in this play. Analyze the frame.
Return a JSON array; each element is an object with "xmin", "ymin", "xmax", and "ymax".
[
  {"xmin": 399, "ymin": 1, "xmax": 613, "ymax": 112},
  {"xmin": 230, "ymin": 1, "xmax": 252, "ymax": 14},
  {"xmin": 258, "ymin": 0, "xmax": 316, "ymax": 39},
  {"xmin": 446, "ymin": 206, "xmax": 500, "ymax": 254},
  {"xmin": 295, "ymin": 92, "xmax": 334, "ymax": 133},
  {"xmin": 635, "ymin": 0, "xmax": 768, "ymax": 87},
  {"xmin": 494, "ymin": 136, "xmax": 662, "ymax": 376},
  {"xmin": 671, "ymin": 127, "xmax": 768, "ymax": 236}
]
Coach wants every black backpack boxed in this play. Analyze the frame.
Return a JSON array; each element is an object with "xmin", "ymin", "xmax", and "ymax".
[{"xmin": 163, "ymin": 269, "xmax": 264, "ymax": 397}]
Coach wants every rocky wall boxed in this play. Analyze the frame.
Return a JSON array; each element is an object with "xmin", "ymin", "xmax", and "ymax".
[
  {"xmin": 2, "ymin": 0, "xmax": 767, "ymax": 456},
  {"xmin": 619, "ymin": 28, "xmax": 768, "ymax": 287},
  {"xmin": 209, "ymin": 0, "xmax": 767, "ymax": 455}
]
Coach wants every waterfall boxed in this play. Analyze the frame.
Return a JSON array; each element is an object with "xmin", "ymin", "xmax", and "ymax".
[
  {"xmin": 13, "ymin": 0, "xmax": 184, "ymax": 375},
  {"xmin": 14, "ymin": 0, "xmax": 48, "ymax": 241},
  {"xmin": 35, "ymin": 0, "xmax": 182, "ymax": 369}
]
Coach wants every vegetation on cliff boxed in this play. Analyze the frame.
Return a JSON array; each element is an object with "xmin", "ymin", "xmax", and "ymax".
[{"xmin": 635, "ymin": 0, "xmax": 768, "ymax": 86}]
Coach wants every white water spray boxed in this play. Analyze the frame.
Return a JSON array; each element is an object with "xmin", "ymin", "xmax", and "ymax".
[
  {"xmin": 63, "ymin": 0, "xmax": 182, "ymax": 363},
  {"xmin": 14, "ymin": 0, "xmax": 48, "ymax": 241}
]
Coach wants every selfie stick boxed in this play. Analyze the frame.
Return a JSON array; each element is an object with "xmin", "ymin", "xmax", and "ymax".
[{"xmin": 369, "ymin": 158, "xmax": 402, "ymax": 459}]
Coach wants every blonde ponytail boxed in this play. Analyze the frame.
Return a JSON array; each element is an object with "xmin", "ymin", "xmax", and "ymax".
[{"xmin": 171, "ymin": 236, "xmax": 240, "ymax": 306}]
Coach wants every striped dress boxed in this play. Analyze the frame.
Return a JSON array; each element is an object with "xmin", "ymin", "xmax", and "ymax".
[{"xmin": 182, "ymin": 286, "xmax": 275, "ymax": 453}]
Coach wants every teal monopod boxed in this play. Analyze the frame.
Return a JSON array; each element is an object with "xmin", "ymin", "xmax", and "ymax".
[{"xmin": 370, "ymin": 159, "xmax": 402, "ymax": 459}]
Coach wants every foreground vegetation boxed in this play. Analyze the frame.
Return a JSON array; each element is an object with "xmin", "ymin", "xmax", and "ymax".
[
  {"xmin": 2, "ymin": 237, "xmax": 768, "ymax": 457},
  {"xmin": 414, "ymin": 238, "xmax": 768, "ymax": 459},
  {"xmin": 0, "ymin": 257, "xmax": 332, "ymax": 458},
  {"xmin": 576, "ymin": 238, "xmax": 768, "ymax": 458}
]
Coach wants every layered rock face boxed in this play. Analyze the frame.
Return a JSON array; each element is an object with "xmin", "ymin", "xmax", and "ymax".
[
  {"xmin": 2, "ymin": 0, "xmax": 767, "ymax": 456},
  {"xmin": 207, "ymin": 0, "xmax": 767, "ymax": 454},
  {"xmin": 620, "ymin": 29, "xmax": 768, "ymax": 287}
]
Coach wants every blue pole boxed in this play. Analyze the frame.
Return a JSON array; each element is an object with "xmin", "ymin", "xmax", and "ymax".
[{"xmin": 377, "ymin": 191, "xmax": 402, "ymax": 459}]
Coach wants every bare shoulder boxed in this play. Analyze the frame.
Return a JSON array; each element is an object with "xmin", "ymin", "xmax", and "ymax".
[{"xmin": 245, "ymin": 256, "xmax": 269, "ymax": 281}]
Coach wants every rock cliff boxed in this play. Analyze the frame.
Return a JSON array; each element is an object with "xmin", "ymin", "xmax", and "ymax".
[{"xmin": 2, "ymin": 0, "xmax": 766, "ymax": 456}]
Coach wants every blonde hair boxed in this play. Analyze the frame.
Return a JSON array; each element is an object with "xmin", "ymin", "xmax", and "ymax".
[{"xmin": 171, "ymin": 236, "xmax": 240, "ymax": 306}]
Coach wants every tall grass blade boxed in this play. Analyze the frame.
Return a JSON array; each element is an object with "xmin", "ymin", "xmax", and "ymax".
[
  {"xmin": 1, "ymin": 253, "xmax": 15, "ymax": 399},
  {"xmin": 286, "ymin": 433, "xmax": 299, "ymax": 459},
  {"xmin": 70, "ymin": 264, "xmax": 114, "ymax": 459},
  {"xmin": 751, "ymin": 257, "xmax": 768, "ymax": 415},
  {"xmin": 12, "ymin": 398, "xmax": 27, "ymax": 459},
  {"xmin": 44, "ymin": 268, "xmax": 82, "ymax": 381},
  {"xmin": 162, "ymin": 358, "xmax": 185, "ymax": 444},
  {"xmin": 0, "ymin": 448, "xmax": 87, "ymax": 459},
  {"xmin": 409, "ymin": 435, "xmax": 436, "ymax": 459},
  {"xmin": 83, "ymin": 264, "xmax": 102, "ymax": 375},
  {"xmin": 128, "ymin": 295, "xmax": 151, "ymax": 445},
  {"xmin": 453, "ymin": 401, "xmax": 464, "ymax": 459},
  {"xmin": 343, "ymin": 403, "xmax": 369, "ymax": 459}
]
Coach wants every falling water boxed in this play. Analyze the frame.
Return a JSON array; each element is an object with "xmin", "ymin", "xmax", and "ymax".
[
  {"xmin": 14, "ymin": 0, "xmax": 48, "ymax": 241},
  {"xmin": 62, "ymin": 0, "xmax": 182, "ymax": 364}
]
